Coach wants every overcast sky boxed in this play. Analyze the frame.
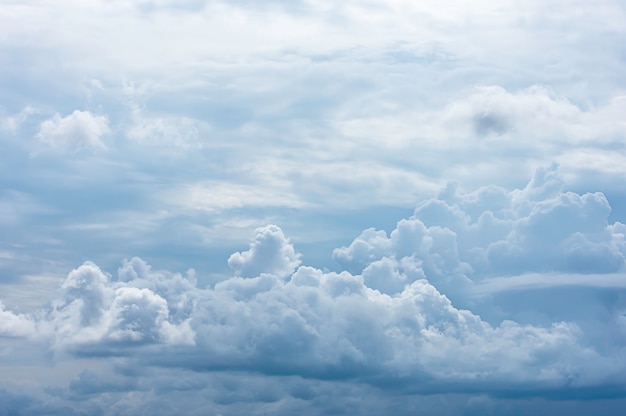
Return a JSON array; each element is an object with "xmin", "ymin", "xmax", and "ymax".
[{"xmin": 1, "ymin": 1, "xmax": 626, "ymax": 414}]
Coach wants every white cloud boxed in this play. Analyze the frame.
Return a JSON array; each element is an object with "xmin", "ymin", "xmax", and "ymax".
[
  {"xmin": 0, "ymin": 106, "xmax": 36, "ymax": 133},
  {"xmin": 126, "ymin": 103, "xmax": 206, "ymax": 150},
  {"xmin": 2, "ymin": 172, "xmax": 625, "ymax": 393},
  {"xmin": 334, "ymin": 165, "xmax": 625, "ymax": 287},
  {"xmin": 338, "ymin": 86, "xmax": 626, "ymax": 155},
  {"xmin": 163, "ymin": 181, "xmax": 308, "ymax": 213},
  {"xmin": 228, "ymin": 224, "xmax": 301, "ymax": 279},
  {"xmin": 43, "ymin": 261, "xmax": 194, "ymax": 351},
  {"xmin": 36, "ymin": 110, "xmax": 110, "ymax": 152},
  {"xmin": 0, "ymin": 302, "xmax": 35, "ymax": 337},
  {"xmin": 0, "ymin": 253, "xmax": 604, "ymax": 394},
  {"xmin": 2, "ymin": 167, "xmax": 626, "ymax": 411}
]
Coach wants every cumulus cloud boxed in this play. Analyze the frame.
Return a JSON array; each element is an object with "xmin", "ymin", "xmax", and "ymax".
[
  {"xmin": 4, "ymin": 257, "xmax": 595, "ymax": 391},
  {"xmin": 188, "ymin": 266, "xmax": 594, "ymax": 389},
  {"xmin": 0, "ymin": 302, "xmax": 36, "ymax": 337},
  {"xmin": 42, "ymin": 261, "xmax": 194, "ymax": 351},
  {"xmin": 334, "ymin": 164, "xmax": 625, "ymax": 288},
  {"xmin": 2, "ymin": 167, "xmax": 626, "ymax": 415},
  {"xmin": 36, "ymin": 110, "xmax": 110, "ymax": 152},
  {"xmin": 228, "ymin": 224, "xmax": 301, "ymax": 279},
  {"xmin": 3, "ymin": 168, "xmax": 626, "ymax": 399}
]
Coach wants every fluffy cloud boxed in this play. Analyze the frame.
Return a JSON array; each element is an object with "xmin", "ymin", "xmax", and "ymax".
[
  {"xmin": 228, "ymin": 224, "xmax": 301, "ymax": 279},
  {"xmin": 1, "ymin": 167, "xmax": 626, "ymax": 413},
  {"xmin": 36, "ymin": 110, "xmax": 110, "ymax": 152},
  {"xmin": 334, "ymin": 165, "xmax": 625, "ymax": 289},
  {"xmin": 190, "ymin": 267, "xmax": 592, "ymax": 388},
  {"xmin": 2, "ymin": 256, "xmax": 594, "ymax": 391},
  {"xmin": 42, "ymin": 261, "xmax": 194, "ymax": 351},
  {"xmin": 0, "ymin": 302, "xmax": 35, "ymax": 337}
]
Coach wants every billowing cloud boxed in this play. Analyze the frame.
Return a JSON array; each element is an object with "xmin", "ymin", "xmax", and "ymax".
[
  {"xmin": 36, "ymin": 110, "xmax": 110, "ymax": 152},
  {"xmin": 0, "ymin": 248, "xmax": 594, "ymax": 392},
  {"xmin": 2, "ymin": 167, "xmax": 626, "ymax": 409},
  {"xmin": 0, "ymin": 302, "xmax": 35, "ymax": 337},
  {"xmin": 334, "ymin": 164, "xmax": 625, "ymax": 287},
  {"xmin": 228, "ymin": 224, "xmax": 301, "ymax": 279},
  {"xmin": 40, "ymin": 261, "xmax": 194, "ymax": 352}
]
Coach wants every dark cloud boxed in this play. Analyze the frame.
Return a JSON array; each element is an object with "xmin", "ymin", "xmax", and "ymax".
[{"xmin": 473, "ymin": 111, "xmax": 511, "ymax": 135}]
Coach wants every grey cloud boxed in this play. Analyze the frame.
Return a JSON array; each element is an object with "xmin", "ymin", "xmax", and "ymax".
[
  {"xmin": 473, "ymin": 111, "xmax": 511, "ymax": 136},
  {"xmin": 3, "ymin": 255, "xmax": 600, "ymax": 394},
  {"xmin": 66, "ymin": 370, "xmax": 140, "ymax": 397}
]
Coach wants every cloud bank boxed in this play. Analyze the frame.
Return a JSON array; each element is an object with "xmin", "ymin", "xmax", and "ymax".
[{"xmin": 1, "ymin": 168, "xmax": 625, "ymax": 414}]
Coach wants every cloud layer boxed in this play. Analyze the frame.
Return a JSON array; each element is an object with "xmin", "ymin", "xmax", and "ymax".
[
  {"xmin": 2, "ymin": 0, "xmax": 626, "ymax": 414},
  {"xmin": 2, "ymin": 168, "xmax": 626, "ymax": 413}
]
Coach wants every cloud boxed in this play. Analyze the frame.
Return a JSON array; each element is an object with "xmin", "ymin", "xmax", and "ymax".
[
  {"xmin": 334, "ymin": 165, "xmax": 625, "ymax": 287},
  {"xmin": 162, "ymin": 181, "xmax": 308, "ymax": 213},
  {"xmin": 135, "ymin": 0, "xmax": 209, "ymax": 13},
  {"xmin": 0, "ymin": 302, "xmax": 36, "ymax": 337},
  {"xmin": 2, "ymin": 0, "xmax": 626, "ymax": 413},
  {"xmin": 338, "ymin": 86, "xmax": 626, "ymax": 155},
  {"xmin": 36, "ymin": 110, "xmax": 110, "ymax": 152},
  {"xmin": 1, "ymin": 167, "xmax": 626, "ymax": 413},
  {"xmin": 0, "ymin": 106, "xmax": 36, "ymax": 133},
  {"xmin": 125, "ymin": 102, "xmax": 206, "ymax": 150},
  {"xmin": 42, "ymin": 261, "xmax": 194, "ymax": 352},
  {"xmin": 228, "ymin": 224, "xmax": 301, "ymax": 279},
  {"xmin": 7, "ymin": 256, "xmax": 592, "ymax": 390}
]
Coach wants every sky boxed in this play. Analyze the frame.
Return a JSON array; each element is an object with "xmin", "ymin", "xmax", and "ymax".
[{"xmin": 1, "ymin": 0, "xmax": 626, "ymax": 414}]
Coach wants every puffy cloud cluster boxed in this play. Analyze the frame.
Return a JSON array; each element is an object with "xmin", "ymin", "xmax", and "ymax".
[
  {"xmin": 1, "ymin": 167, "xmax": 626, "ymax": 413},
  {"xmin": 190, "ymin": 266, "xmax": 590, "ymax": 388},
  {"xmin": 4, "ymin": 261, "xmax": 195, "ymax": 351},
  {"xmin": 334, "ymin": 164, "xmax": 626, "ymax": 294},
  {"xmin": 36, "ymin": 110, "xmax": 110, "ymax": 152},
  {"xmin": 1, "ymin": 248, "xmax": 593, "ymax": 391}
]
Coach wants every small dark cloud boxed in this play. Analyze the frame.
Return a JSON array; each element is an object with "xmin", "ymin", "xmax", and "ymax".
[{"xmin": 473, "ymin": 111, "xmax": 511, "ymax": 135}]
